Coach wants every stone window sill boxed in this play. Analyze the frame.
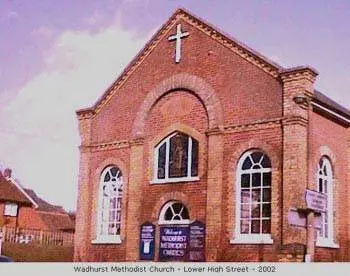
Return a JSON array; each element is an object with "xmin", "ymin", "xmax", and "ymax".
[
  {"xmin": 91, "ymin": 236, "xmax": 122, "ymax": 244},
  {"xmin": 230, "ymin": 234, "xmax": 273, "ymax": 244},
  {"xmin": 316, "ymin": 238, "xmax": 339, "ymax": 248},
  {"xmin": 150, "ymin": 176, "xmax": 200, "ymax": 184}
]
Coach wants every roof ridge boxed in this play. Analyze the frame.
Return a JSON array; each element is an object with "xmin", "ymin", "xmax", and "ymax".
[{"xmin": 6, "ymin": 177, "xmax": 38, "ymax": 208}]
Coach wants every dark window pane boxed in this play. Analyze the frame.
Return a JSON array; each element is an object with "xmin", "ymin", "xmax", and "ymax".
[
  {"xmin": 172, "ymin": 202, "xmax": 182, "ymax": 213},
  {"xmin": 240, "ymin": 220, "xmax": 249, "ymax": 234},
  {"xmin": 323, "ymin": 166, "xmax": 327, "ymax": 176},
  {"xmin": 241, "ymin": 174, "xmax": 250, "ymax": 188},
  {"xmin": 157, "ymin": 143, "xmax": 166, "ymax": 179},
  {"xmin": 164, "ymin": 208, "xmax": 173, "ymax": 220},
  {"xmin": 252, "ymin": 173, "xmax": 261, "ymax": 187},
  {"xmin": 242, "ymin": 157, "xmax": 252, "ymax": 170},
  {"xmin": 318, "ymin": 178, "xmax": 323, "ymax": 193},
  {"xmin": 241, "ymin": 190, "xmax": 250, "ymax": 204},
  {"xmin": 251, "ymin": 204, "xmax": 261, "ymax": 218},
  {"xmin": 240, "ymin": 204, "xmax": 250, "ymax": 219},
  {"xmin": 251, "ymin": 220, "xmax": 260, "ymax": 233},
  {"xmin": 261, "ymin": 155, "xmax": 271, "ymax": 168},
  {"xmin": 262, "ymin": 188, "xmax": 271, "ymax": 202},
  {"xmin": 252, "ymin": 189, "xmax": 261, "ymax": 202},
  {"xmin": 181, "ymin": 206, "xmax": 189, "ymax": 219},
  {"xmin": 262, "ymin": 220, "xmax": 271, "ymax": 233},
  {"xmin": 324, "ymin": 181, "xmax": 328, "ymax": 194},
  {"xmin": 116, "ymin": 226, "xmax": 121, "ymax": 235},
  {"xmin": 110, "ymin": 167, "xmax": 119, "ymax": 177},
  {"xmin": 169, "ymin": 133, "xmax": 188, "ymax": 177},
  {"xmin": 173, "ymin": 215, "xmax": 181, "ymax": 221},
  {"xmin": 252, "ymin": 164, "xmax": 261, "ymax": 169},
  {"xmin": 262, "ymin": 204, "xmax": 271, "ymax": 217},
  {"xmin": 104, "ymin": 172, "xmax": 111, "ymax": 182},
  {"xmin": 263, "ymin": 172, "xmax": 271, "ymax": 186},
  {"xmin": 319, "ymin": 159, "xmax": 323, "ymax": 168},
  {"xmin": 191, "ymin": 139, "xmax": 199, "ymax": 176},
  {"xmin": 251, "ymin": 152, "xmax": 263, "ymax": 163}
]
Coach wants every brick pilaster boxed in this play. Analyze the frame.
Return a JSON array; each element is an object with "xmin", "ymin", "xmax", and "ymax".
[
  {"xmin": 205, "ymin": 128, "xmax": 224, "ymax": 261},
  {"xmin": 125, "ymin": 139, "xmax": 144, "ymax": 261},
  {"xmin": 347, "ymin": 130, "xmax": 350, "ymax": 260},
  {"xmin": 74, "ymin": 117, "xmax": 93, "ymax": 261},
  {"xmin": 280, "ymin": 67, "xmax": 318, "ymax": 248}
]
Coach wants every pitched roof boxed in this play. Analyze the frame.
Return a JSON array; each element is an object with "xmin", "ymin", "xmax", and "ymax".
[
  {"xmin": 38, "ymin": 212, "xmax": 75, "ymax": 231},
  {"xmin": 76, "ymin": 8, "xmax": 283, "ymax": 118},
  {"xmin": 76, "ymin": 8, "xmax": 350, "ymax": 125},
  {"xmin": 313, "ymin": 90, "xmax": 350, "ymax": 119},
  {"xmin": 24, "ymin": 189, "xmax": 66, "ymax": 213},
  {"xmin": 23, "ymin": 189, "xmax": 75, "ymax": 231},
  {"xmin": 0, "ymin": 175, "xmax": 33, "ymax": 205}
]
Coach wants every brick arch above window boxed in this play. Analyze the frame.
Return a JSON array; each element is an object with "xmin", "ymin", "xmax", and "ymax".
[
  {"xmin": 228, "ymin": 139, "xmax": 281, "ymax": 172},
  {"xmin": 132, "ymin": 73, "xmax": 223, "ymax": 138},
  {"xmin": 93, "ymin": 157, "xmax": 128, "ymax": 188},
  {"xmin": 311, "ymin": 146, "xmax": 337, "ymax": 178},
  {"xmin": 150, "ymin": 191, "xmax": 192, "ymax": 223}
]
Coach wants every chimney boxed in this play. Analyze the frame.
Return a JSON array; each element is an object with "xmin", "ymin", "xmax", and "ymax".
[{"xmin": 3, "ymin": 168, "xmax": 12, "ymax": 179}]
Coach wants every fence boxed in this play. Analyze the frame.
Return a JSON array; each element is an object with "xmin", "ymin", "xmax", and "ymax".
[{"xmin": 0, "ymin": 226, "xmax": 74, "ymax": 246}]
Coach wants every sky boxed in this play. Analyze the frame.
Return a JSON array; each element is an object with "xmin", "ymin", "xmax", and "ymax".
[{"xmin": 0, "ymin": 0, "xmax": 349, "ymax": 211}]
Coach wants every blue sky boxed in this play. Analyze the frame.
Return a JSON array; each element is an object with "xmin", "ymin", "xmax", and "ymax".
[{"xmin": 0, "ymin": 0, "xmax": 349, "ymax": 210}]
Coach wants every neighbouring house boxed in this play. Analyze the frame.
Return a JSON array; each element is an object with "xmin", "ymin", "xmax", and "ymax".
[
  {"xmin": 74, "ymin": 8, "xmax": 350, "ymax": 262},
  {"xmin": 0, "ymin": 168, "xmax": 75, "ymax": 234}
]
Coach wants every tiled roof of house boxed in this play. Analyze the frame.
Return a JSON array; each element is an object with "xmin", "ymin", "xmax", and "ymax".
[
  {"xmin": 38, "ymin": 212, "xmax": 75, "ymax": 231},
  {"xmin": 24, "ymin": 189, "xmax": 66, "ymax": 213},
  {"xmin": 23, "ymin": 189, "xmax": 75, "ymax": 231},
  {"xmin": 0, "ymin": 175, "xmax": 33, "ymax": 205}
]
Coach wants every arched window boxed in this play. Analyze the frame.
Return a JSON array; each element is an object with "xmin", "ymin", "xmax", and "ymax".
[
  {"xmin": 159, "ymin": 201, "xmax": 190, "ymax": 225},
  {"xmin": 95, "ymin": 165, "xmax": 123, "ymax": 243},
  {"xmin": 316, "ymin": 157, "xmax": 335, "ymax": 246},
  {"xmin": 232, "ymin": 150, "xmax": 273, "ymax": 244},
  {"xmin": 153, "ymin": 132, "xmax": 199, "ymax": 183}
]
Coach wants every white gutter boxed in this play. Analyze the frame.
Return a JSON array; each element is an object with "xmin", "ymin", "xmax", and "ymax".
[
  {"xmin": 6, "ymin": 177, "xmax": 39, "ymax": 209},
  {"xmin": 311, "ymin": 101, "xmax": 350, "ymax": 124}
]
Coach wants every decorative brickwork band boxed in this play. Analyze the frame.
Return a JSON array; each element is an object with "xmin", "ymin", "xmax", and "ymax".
[{"xmin": 132, "ymin": 73, "xmax": 223, "ymax": 138}]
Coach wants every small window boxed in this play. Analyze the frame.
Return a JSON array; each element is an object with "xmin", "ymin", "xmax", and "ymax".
[
  {"xmin": 159, "ymin": 201, "xmax": 190, "ymax": 225},
  {"xmin": 4, "ymin": 203, "xmax": 18, "ymax": 217},
  {"xmin": 153, "ymin": 132, "xmax": 199, "ymax": 183}
]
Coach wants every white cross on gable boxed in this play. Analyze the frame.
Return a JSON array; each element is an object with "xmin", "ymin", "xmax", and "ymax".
[{"xmin": 168, "ymin": 24, "xmax": 189, "ymax": 63}]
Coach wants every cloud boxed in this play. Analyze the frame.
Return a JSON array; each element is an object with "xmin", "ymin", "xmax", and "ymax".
[
  {"xmin": 0, "ymin": 19, "xmax": 147, "ymax": 210},
  {"xmin": 31, "ymin": 26, "xmax": 55, "ymax": 40},
  {"xmin": 83, "ymin": 11, "xmax": 104, "ymax": 26},
  {"xmin": 7, "ymin": 11, "xmax": 19, "ymax": 19}
]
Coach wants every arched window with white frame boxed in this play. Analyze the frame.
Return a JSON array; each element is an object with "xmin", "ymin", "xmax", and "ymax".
[
  {"xmin": 159, "ymin": 201, "xmax": 190, "ymax": 225},
  {"xmin": 94, "ymin": 165, "xmax": 123, "ymax": 244},
  {"xmin": 316, "ymin": 156, "xmax": 337, "ymax": 247},
  {"xmin": 232, "ymin": 150, "xmax": 273, "ymax": 244},
  {"xmin": 153, "ymin": 132, "xmax": 199, "ymax": 183}
]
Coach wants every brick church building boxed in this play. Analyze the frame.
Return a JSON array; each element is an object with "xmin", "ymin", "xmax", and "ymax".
[{"xmin": 74, "ymin": 9, "xmax": 350, "ymax": 262}]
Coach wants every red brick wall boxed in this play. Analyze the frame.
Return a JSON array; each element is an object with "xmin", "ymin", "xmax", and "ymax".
[
  {"xmin": 309, "ymin": 110, "xmax": 349, "ymax": 261},
  {"xmin": 18, "ymin": 207, "xmax": 49, "ymax": 230}
]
